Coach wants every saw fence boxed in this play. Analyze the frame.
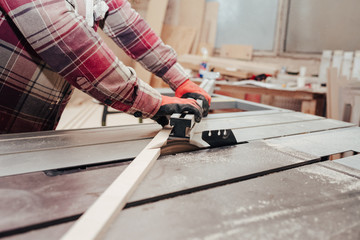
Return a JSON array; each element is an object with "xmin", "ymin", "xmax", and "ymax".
[{"xmin": 0, "ymin": 95, "xmax": 360, "ymax": 239}]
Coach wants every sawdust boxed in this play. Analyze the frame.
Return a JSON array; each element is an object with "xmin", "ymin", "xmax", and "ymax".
[
  {"xmin": 161, "ymin": 146, "xmax": 238, "ymax": 168},
  {"xmin": 264, "ymin": 140, "xmax": 317, "ymax": 162},
  {"xmin": 296, "ymin": 164, "xmax": 360, "ymax": 193}
]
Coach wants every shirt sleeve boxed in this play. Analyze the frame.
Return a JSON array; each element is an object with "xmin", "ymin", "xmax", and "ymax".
[
  {"xmin": 0, "ymin": 0, "xmax": 161, "ymax": 118},
  {"xmin": 102, "ymin": 0, "xmax": 189, "ymax": 91}
]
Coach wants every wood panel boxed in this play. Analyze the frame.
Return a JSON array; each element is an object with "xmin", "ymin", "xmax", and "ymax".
[
  {"xmin": 164, "ymin": 0, "xmax": 206, "ymax": 54},
  {"xmin": 352, "ymin": 51, "xmax": 360, "ymax": 80},
  {"xmin": 220, "ymin": 44, "xmax": 253, "ymax": 60},
  {"xmin": 198, "ymin": 1, "xmax": 219, "ymax": 55},
  {"xmin": 318, "ymin": 50, "xmax": 332, "ymax": 83}
]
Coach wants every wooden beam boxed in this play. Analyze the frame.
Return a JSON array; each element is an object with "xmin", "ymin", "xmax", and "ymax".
[
  {"xmin": 61, "ymin": 128, "xmax": 172, "ymax": 240},
  {"xmin": 318, "ymin": 50, "xmax": 332, "ymax": 83},
  {"xmin": 341, "ymin": 51, "xmax": 354, "ymax": 80},
  {"xmin": 198, "ymin": 1, "xmax": 219, "ymax": 54},
  {"xmin": 165, "ymin": 0, "xmax": 206, "ymax": 54},
  {"xmin": 351, "ymin": 51, "xmax": 360, "ymax": 81},
  {"xmin": 220, "ymin": 44, "xmax": 253, "ymax": 61},
  {"xmin": 331, "ymin": 50, "xmax": 344, "ymax": 77}
]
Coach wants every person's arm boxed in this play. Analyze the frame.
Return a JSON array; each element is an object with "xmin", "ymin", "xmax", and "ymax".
[
  {"xmin": 102, "ymin": 0, "xmax": 188, "ymax": 91},
  {"xmin": 102, "ymin": 0, "xmax": 211, "ymax": 115},
  {"xmin": 0, "ymin": 0, "xmax": 161, "ymax": 118}
]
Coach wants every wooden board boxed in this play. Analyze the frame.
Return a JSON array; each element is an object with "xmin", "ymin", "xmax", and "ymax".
[
  {"xmin": 220, "ymin": 44, "xmax": 253, "ymax": 61},
  {"xmin": 341, "ymin": 51, "xmax": 354, "ymax": 80},
  {"xmin": 351, "ymin": 51, "xmax": 360, "ymax": 80},
  {"xmin": 327, "ymin": 67, "xmax": 350, "ymax": 120},
  {"xmin": 178, "ymin": 0, "xmax": 205, "ymax": 54},
  {"xmin": 164, "ymin": 0, "xmax": 206, "ymax": 55},
  {"xmin": 161, "ymin": 25, "xmax": 196, "ymax": 55},
  {"xmin": 133, "ymin": 0, "xmax": 169, "ymax": 84},
  {"xmin": 351, "ymin": 95, "xmax": 360, "ymax": 125},
  {"xmin": 61, "ymin": 128, "xmax": 171, "ymax": 240},
  {"xmin": 326, "ymin": 67, "xmax": 337, "ymax": 119},
  {"xmin": 180, "ymin": 61, "xmax": 251, "ymax": 79},
  {"xmin": 198, "ymin": 1, "xmax": 219, "ymax": 55},
  {"xmin": 331, "ymin": 50, "xmax": 344, "ymax": 76},
  {"xmin": 318, "ymin": 50, "xmax": 332, "ymax": 83}
]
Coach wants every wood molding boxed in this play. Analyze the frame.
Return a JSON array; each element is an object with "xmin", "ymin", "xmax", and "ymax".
[{"xmin": 61, "ymin": 128, "xmax": 172, "ymax": 240}]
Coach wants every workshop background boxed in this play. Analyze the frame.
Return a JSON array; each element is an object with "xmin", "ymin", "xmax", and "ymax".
[
  {"xmin": 58, "ymin": 0, "xmax": 360, "ymax": 130},
  {"xmin": 2, "ymin": 1, "xmax": 360, "ymax": 240}
]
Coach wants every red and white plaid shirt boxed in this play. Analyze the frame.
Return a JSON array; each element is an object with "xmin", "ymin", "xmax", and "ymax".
[{"xmin": 0, "ymin": 0, "xmax": 188, "ymax": 133}]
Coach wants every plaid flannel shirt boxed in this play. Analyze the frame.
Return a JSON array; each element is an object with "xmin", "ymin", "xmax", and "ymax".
[{"xmin": 0, "ymin": 0, "xmax": 188, "ymax": 133}]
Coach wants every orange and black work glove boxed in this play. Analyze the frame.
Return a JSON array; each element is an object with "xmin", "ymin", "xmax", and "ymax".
[
  {"xmin": 175, "ymin": 79, "xmax": 211, "ymax": 117},
  {"xmin": 152, "ymin": 95, "xmax": 203, "ymax": 126}
]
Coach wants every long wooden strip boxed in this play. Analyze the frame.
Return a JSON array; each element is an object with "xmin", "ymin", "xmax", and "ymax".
[{"xmin": 61, "ymin": 128, "xmax": 172, "ymax": 240}]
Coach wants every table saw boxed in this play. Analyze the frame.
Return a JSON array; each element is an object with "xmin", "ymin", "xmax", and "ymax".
[{"xmin": 0, "ymin": 95, "xmax": 360, "ymax": 239}]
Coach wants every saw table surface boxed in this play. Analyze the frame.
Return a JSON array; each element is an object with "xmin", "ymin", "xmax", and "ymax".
[{"xmin": 0, "ymin": 104, "xmax": 360, "ymax": 239}]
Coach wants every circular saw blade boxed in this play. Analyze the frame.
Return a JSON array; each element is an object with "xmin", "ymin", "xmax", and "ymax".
[{"xmin": 161, "ymin": 139, "xmax": 199, "ymax": 156}]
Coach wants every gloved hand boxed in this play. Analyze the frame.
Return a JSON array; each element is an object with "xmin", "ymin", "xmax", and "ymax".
[
  {"xmin": 152, "ymin": 95, "xmax": 203, "ymax": 126},
  {"xmin": 175, "ymin": 79, "xmax": 211, "ymax": 116}
]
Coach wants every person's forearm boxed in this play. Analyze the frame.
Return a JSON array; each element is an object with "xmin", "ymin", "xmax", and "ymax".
[{"xmin": 103, "ymin": 0, "xmax": 189, "ymax": 90}]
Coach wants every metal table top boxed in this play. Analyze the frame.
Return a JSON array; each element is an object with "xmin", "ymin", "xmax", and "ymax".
[{"xmin": 0, "ymin": 109, "xmax": 359, "ymax": 239}]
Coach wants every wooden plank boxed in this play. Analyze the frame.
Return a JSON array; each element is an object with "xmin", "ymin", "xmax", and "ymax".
[
  {"xmin": 197, "ymin": 42, "xmax": 214, "ymax": 56},
  {"xmin": 161, "ymin": 24, "xmax": 196, "ymax": 55},
  {"xmin": 133, "ymin": 0, "xmax": 169, "ymax": 84},
  {"xmin": 180, "ymin": 61, "xmax": 251, "ymax": 79},
  {"xmin": 327, "ymin": 67, "xmax": 349, "ymax": 120},
  {"xmin": 165, "ymin": 0, "xmax": 206, "ymax": 54},
  {"xmin": 198, "ymin": 1, "xmax": 219, "ymax": 54},
  {"xmin": 350, "ymin": 95, "xmax": 360, "ymax": 125},
  {"xmin": 220, "ymin": 44, "xmax": 253, "ymax": 61},
  {"xmin": 326, "ymin": 67, "xmax": 337, "ymax": 119},
  {"xmin": 318, "ymin": 50, "xmax": 332, "ymax": 83},
  {"xmin": 301, "ymin": 99, "xmax": 317, "ymax": 115},
  {"xmin": 341, "ymin": 51, "xmax": 354, "ymax": 80},
  {"xmin": 178, "ymin": 0, "xmax": 206, "ymax": 54},
  {"xmin": 331, "ymin": 50, "xmax": 344, "ymax": 77},
  {"xmin": 215, "ymin": 84, "xmax": 322, "ymax": 100},
  {"xmin": 351, "ymin": 51, "xmax": 360, "ymax": 80},
  {"xmin": 61, "ymin": 128, "xmax": 172, "ymax": 240}
]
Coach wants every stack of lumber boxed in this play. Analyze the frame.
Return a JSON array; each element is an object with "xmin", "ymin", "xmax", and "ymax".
[{"xmin": 178, "ymin": 54, "xmax": 280, "ymax": 79}]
